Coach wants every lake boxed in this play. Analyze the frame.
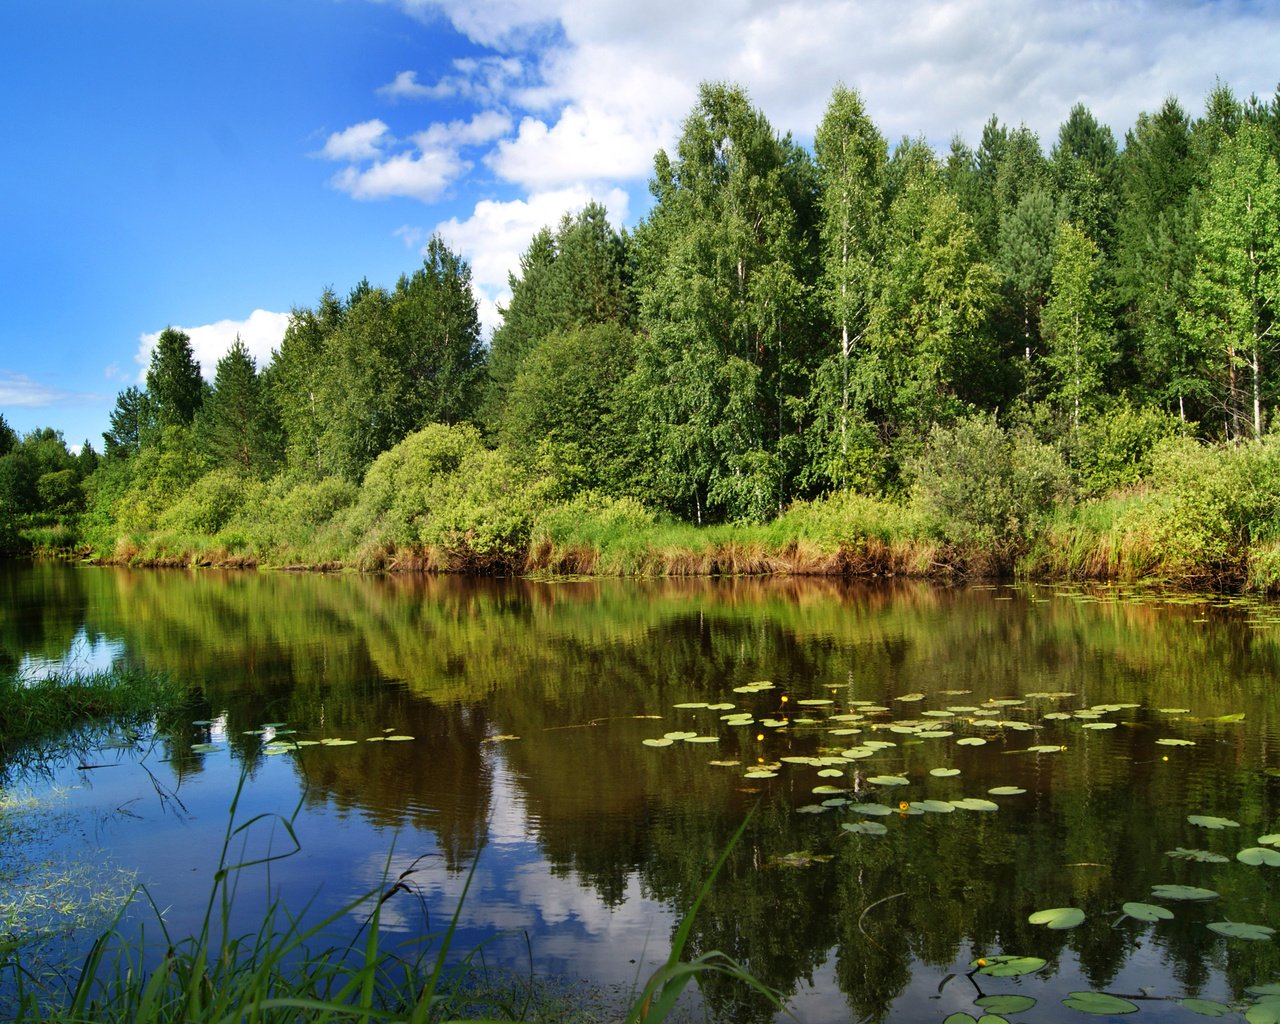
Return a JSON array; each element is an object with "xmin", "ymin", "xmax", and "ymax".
[{"xmin": 4, "ymin": 561, "xmax": 1280, "ymax": 1022}]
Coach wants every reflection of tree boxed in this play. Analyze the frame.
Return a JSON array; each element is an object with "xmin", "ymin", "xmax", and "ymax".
[
  {"xmin": 0, "ymin": 562, "xmax": 91, "ymax": 673},
  {"xmin": 17, "ymin": 564, "xmax": 1280, "ymax": 1020}
]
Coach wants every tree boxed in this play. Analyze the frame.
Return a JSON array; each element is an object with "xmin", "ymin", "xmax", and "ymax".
[
  {"xmin": 997, "ymin": 186, "xmax": 1057, "ymax": 365},
  {"xmin": 631, "ymin": 81, "xmax": 816, "ymax": 520},
  {"xmin": 146, "ymin": 327, "xmax": 205, "ymax": 428},
  {"xmin": 198, "ymin": 336, "xmax": 276, "ymax": 474},
  {"xmin": 0, "ymin": 413, "xmax": 16, "ymax": 457},
  {"xmin": 391, "ymin": 234, "xmax": 485, "ymax": 429},
  {"xmin": 1180, "ymin": 121, "xmax": 1280, "ymax": 440},
  {"xmin": 102, "ymin": 386, "xmax": 155, "ymax": 460},
  {"xmin": 1051, "ymin": 103, "xmax": 1120, "ymax": 254},
  {"xmin": 812, "ymin": 85, "xmax": 887, "ymax": 489},
  {"xmin": 1042, "ymin": 221, "xmax": 1115, "ymax": 431},
  {"xmin": 267, "ymin": 289, "xmax": 344, "ymax": 478}
]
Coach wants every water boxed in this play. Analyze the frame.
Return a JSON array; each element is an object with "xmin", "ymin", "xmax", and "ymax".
[{"xmin": 4, "ymin": 562, "xmax": 1280, "ymax": 1022}]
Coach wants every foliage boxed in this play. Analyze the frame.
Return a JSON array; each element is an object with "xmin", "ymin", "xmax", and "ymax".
[
  {"xmin": 157, "ymin": 468, "xmax": 249, "ymax": 536},
  {"xmin": 1072, "ymin": 401, "xmax": 1183, "ymax": 496},
  {"xmin": 145, "ymin": 328, "xmax": 205, "ymax": 429}
]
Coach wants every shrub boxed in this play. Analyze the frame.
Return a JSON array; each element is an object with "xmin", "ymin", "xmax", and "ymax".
[
  {"xmin": 1073, "ymin": 402, "xmax": 1182, "ymax": 496},
  {"xmin": 158, "ymin": 468, "xmax": 248, "ymax": 535}
]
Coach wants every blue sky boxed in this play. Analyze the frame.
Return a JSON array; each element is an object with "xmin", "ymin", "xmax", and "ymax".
[{"xmin": 2, "ymin": 0, "xmax": 1278, "ymax": 451}]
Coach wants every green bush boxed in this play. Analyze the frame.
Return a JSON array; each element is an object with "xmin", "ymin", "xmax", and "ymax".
[
  {"xmin": 909, "ymin": 414, "xmax": 1070, "ymax": 551},
  {"xmin": 158, "ymin": 468, "xmax": 248, "ymax": 535},
  {"xmin": 1073, "ymin": 402, "xmax": 1182, "ymax": 496}
]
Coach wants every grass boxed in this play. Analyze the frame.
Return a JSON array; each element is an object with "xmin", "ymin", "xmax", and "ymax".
[
  {"xmin": 0, "ymin": 667, "xmax": 188, "ymax": 765},
  {"xmin": 0, "ymin": 771, "xmax": 784, "ymax": 1023}
]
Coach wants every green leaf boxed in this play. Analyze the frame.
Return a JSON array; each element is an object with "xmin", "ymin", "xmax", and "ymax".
[
  {"xmin": 1247, "ymin": 1002, "xmax": 1280, "ymax": 1024},
  {"xmin": 972, "ymin": 955, "xmax": 1046, "ymax": 977},
  {"xmin": 1062, "ymin": 991, "xmax": 1139, "ymax": 1014},
  {"xmin": 1208, "ymin": 921, "xmax": 1276, "ymax": 940},
  {"xmin": 951, "ymin": 798, "xmax": 1000, "ymax": 812},
  {"xmin": 1029, "ymin": 906, "xmax": 1085, "ymax": 930},
  {"xmin": 1166, "ymin": 847, "xmax": 1230, "ymax": 863},
  {"xmin": 1153, "ymin": 884, "xmax": 1219, "ymax": 901},
  {"xmin": 975, "ymin": 995, "xmax": 1036, "ymax": 1014},
  {"xmin": 1258, "ymin": 834, "xmax": 1280, "ymax": 847},
  {"xmin": 1180, "ymin": 998, "xmax": 1233, "ymax": 1017},
  {"xmin": 1122, "ymin": 901, "xmax": 1174, "ymax": 922},
  {"xmin": 841, "ymin": 821, "xmax": 888, "ymax": 836},
  {"xmin": 911, "ymin": 800, "xmax": 956, "ymax": 814},
  {"xmin": 1239, "ymin": 847, "xmax": 1280, "ymax": 866},
  {"xmin": 988, "ymin": 786, "xmax": 1026, "ymax": 796},
  {"xmin": 868, "ymin": 775, "xmax": 910, "ymax": 786},
  {"xmin": 1188, "ymin": 815, "xmax": 1240, "ymax": 829},
  {"xmin": 930, "ymin": 767, "xmax": 961, "ymax": 777},
  {"xmin": 850, "ymin": 803, "xmax": 894, "ymax": 816}
]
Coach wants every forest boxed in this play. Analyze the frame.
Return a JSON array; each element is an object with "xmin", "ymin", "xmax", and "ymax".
[{"xmin": 3, "ymin": 78, "xmax": 1280, "ymax": 588}]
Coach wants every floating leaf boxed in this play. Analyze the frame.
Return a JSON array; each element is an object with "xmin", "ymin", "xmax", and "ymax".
[
  {"xmin": 684, "ymin": 736, "xmax": 719, "ymax": 744},
  {"xmin": 706, "ymin": 702, "xmax": 736, "ymax": 711},
  {"xmin": 1209, "ymin": 921, "xmax": 1275, "ymax": 940},
  {"xmin": 768, "ymin": 850, "xmax": 832, "ymax": 868},
  {"xmin": 869, "ymin": 775, "xmax": 910, "ymax": 786},
  {"xmin": 1122, "ymin": 902, "xmax": 1174, "ymax": 922},
  {"xmin": 1062, "ymin": 991, "xmax": 1138, "ymax": 1015},
  {"xmin": 817, "ymin": 768, "xmax": 844, "ymax": 778},
  {"xmin": 850, "ymin": 803, "xmax": 894, "ymax": 816},
  {"xmin": 976, "ymin": 995, "xmax": 1036, "ymax": 1014},
  {"xmin": 988, "ymin": 786, "xmax": 1026, "ymax": 796},
  {"xmin": 642, "ymin": 738, "xmax": 674, "ymax": 747},
  {"xmin": 1081, "ymin": 722, "xmax": 1118, "ymax": 731},
  {"xmin": 1214, "ymin": 713, "xmax": 1246, "ymax": 723},
  {"xmin": 663, "ymin": 731, "xmax": 698, "ymax": 741},
  {"xmin": 743, "ymin": 769, "xmax": 778, "ymax": 779},
  {"xmin": 797, "ymin": 698, "xmax": 834, "ymax": 706},
  {"xmin": 1247, "ymin": 1000, "xmax": 1280, "ymax": 1024},
  {"xmin": 922, "ymin": 710, "xmax": 955, "ymax": 718},
  {"xmin": 1029, "ymin": 907, "xmax": 1085, "ymax": 930},
  {"xmin": 841, "ymin": 821, "xmax": 888, "ymax": 836},
  {"xmin": 1156, "ymin": 738, "xmax": 1196, "ymax": 746},
  {"xmin": 796, "ymin": 804, "xmax": 828, "ymax": 814},
  {"xmin": 1188, "ymin": 815, "xmax": 1240, "ymax": 830},
  {"xmin": 1159, "ymin": 708, "xmax": 1191, "ymax": 714},
  {"xmin": 191, "ymin": 743, "xmax": 222, "ymax": 753},
  {"xmin": 895, "ymin": 692, "xmax": 926, "ymax": 702},
  {"xmin": 841, "ymin": 747, "xmax": 876, "ymax": 759},
  {"xmin": 1027, "ymin": 744, "xmax": 1066, "ymax": 754},
  {"xmin": 972, "ymin": 955, "xmax": 1047, "ymax": 977},
  {"xmin": 673, "ymin": 702, "xmax": 708, "ymax": 709},
  {"xmin": 1043, "ymin": 712, "xmax": 1072, "ymax": 720},
  {"xmin": 821, "ymin": 797, "xmax": 848, "ymax": 808},
  {"xmin": 708, "ymin": 759, "xmax": 740, "ymax": 767},
  {"xmin": 957, "ymin": 737, "xmax": 987, "ymax": 747},
  {"xmin": 911, "ymin": 800, "xmax": 956, "ymax": 814},
  {"xmin": 1239, "ymin": 847, "xmax": 1280, "ymax": 866},
  {"xmin": 1152, "ymin": 884, "xmax": 1219, "ymax": 901},
  {"xmin": 385, "ymin": 735, "xmax": 414, "ymax": 742},
  {"xmin": 1259, "ymin": 834, "xmax": 1280, "ymax": 847},
  {"xmin": 320, "ymin": 738, "xmax": 357, "ymax": 747},
  {"xmin": 1166, "ymin": 847, "xmax": 1230, "ymax": 863},
  {"xmin": 930, "ymin": 767, "xmax": 961, "ymax": 777},
  {"xmin": 1180, "ymin": 998, "xmax": 1233, "ymax": 1017},
  {"xmin": 919, "ymin": 730, "xmax": 954, "ymax": 738},
  {"xmin": 951, "ymin": 798, "xmax": 999, "ymax": 812},
  {"xmin": 191, "ymin": 719, "xmax": 214, "ymax": 726}
]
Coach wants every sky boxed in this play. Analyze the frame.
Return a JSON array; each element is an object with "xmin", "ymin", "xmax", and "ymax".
[{"xmin": 2, "ymin": 0, "xmax": 1278, "ymax": 451}]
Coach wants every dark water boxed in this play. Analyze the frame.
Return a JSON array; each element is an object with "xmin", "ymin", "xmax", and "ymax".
[{"xmin": 5, "ymin": 562, "xmax": 1280, "ymax": 1022}]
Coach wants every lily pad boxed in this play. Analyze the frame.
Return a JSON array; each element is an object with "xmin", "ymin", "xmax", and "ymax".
[
  {"xmin": 988, "ymin": 786, "xmax": 1026, "ymax": 796},
  {"xmin": 951, "ymin": 798, "xmax": 999, "ymax": 812},
  {"xmin": 817, "ymin": 768, "xmax": 844, "ymax": 778},
  {"xmin": 1029, "ymin": 906, "xmax": 1085, "ymax": 930},
  {"xmin": 1188, "ymin": 815, "xmax": 1240, "ymax": 830},
  {"xmin": 385, "ymin": 735, "xmax": 414, "ymax": 742},
  {"xmin": 642, "ymin": 738, "xmax": 674, "ymax": 747},
  {"xmin": 663, "ymin": 731, "xmax": 698, "ymax": 741},
  {"xmin": 1152, "ymin": 884, "xmax": 1219, "ymax": 901},
  {"xmin": 868, "ymin": 775, "xmax": 909, "ymax": 787},
  {"xmin": 956, "ymin": 737, "xmax": 987, "ymax": 747},
  {"xmin": 191, "ymin": 743, "xmax": 222, "ymax": 753},
  {"xmin": 743, "ymin": 769, "xmax": 777, "ymax": 779},
  {"xmin": 1122, "ymin": 902, "xmax": 1174, "ymax": 923},
  {"xmin": 1156, "ymin": 738, "xmax": 1196, "ymax": 746},
  {"xmin": 1260, "ymin": 834, "xmax": 1280, "ymax": 847},
  {"xmin": 895, "ymin": 692, "xmax": 926, "ymax": 702},
  {"xmin": 972, "ymin": 955, "xmax": 1047, "ymax": 977},
  {"xmin": 683, "ymin": 735, "xmax": 719, "ymax": 744},
  {"xmin": 930, "ymin": 767, "xmax": 961, "ymax": 777},
  {"xmin": 673, "ymin": 702, "xmax": 708, "ymax": 709},
  {"xmin": 1247, "ymin": 1000, "xmax": 1280, "ymax": 1024},
  {"xmin": 1081, "ymin": 722, "xmax": 1118, "ymax": 731},
  {"xmin": 1027, "ymin": 744, "xmax": 1066, "ymax": 754},
  {"xmin": 850, "ymin": 803, "xmax": 894, "ymax": 816},
  {"xmin": 1239, "ymin": 847, "xmax": 1280, "ymax": 866},
  {"xmin": 976, "ymin": 995, "xmax": 1036, "ymax": 1014},
  {"xmin": 841, "ymin": 821, "xmax": 888, "ymax": 836},
  {"xmin": 796, "ymin": 804, "xmax": 828, "ymax": 814},
  {"xmin": 1180, "ymin": 998, "xmax": 1233, "ymax": 1017},
  {"xmin": 1208, "ymin": 921, "xmax": 1276, "ymax": 940},
  {"xmin": 320, "ymin": 738, "xmax": 357, "ymax": 747},
  {"xmin": 1166, "ymin": 847, "xmax": 1230, "ymax": 863},
  {"xmin": 1062, "ymin": 991, "xmax": 1138, "ymax": 1015},
  {"xmin": 910, "ymin": 800, "xmax": 955, "ymax": 814}
]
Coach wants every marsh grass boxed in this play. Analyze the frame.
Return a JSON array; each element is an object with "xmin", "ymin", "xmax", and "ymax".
[{"xmin": 0, "ymin": 668, "xmax": 187, "ymax": 764}]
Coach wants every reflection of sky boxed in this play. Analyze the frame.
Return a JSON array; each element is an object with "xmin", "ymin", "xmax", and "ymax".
[{"xmin": 18, "ymin": 626, "xmax": 124, "ymax": 679}]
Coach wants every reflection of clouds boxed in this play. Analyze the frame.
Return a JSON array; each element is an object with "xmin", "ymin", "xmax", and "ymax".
[
  {"xmin": 332, "ymin": 749, "xmax": 681, "ymax": 987},
  {"xmin": 18, "ymin": 627, "xmax": 124, "ymax": 680}
]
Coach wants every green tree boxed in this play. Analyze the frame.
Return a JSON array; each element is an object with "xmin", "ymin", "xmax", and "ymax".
[
  {"xmin": 811, "ymin": 84, "xmax": 887, "ymax": 489},
  {"xmin": 632, "ymin": 81, "xmax": 816, "ymax": 521},
  {"xmin": 1051, "ymin": 103, "xmax": 1121, "ymax": 255},
  {"xmin": 0, "ymin": 414, "xmax": 16, "ymax": 458},
  {"xmin": 997, "ymin": 185, "xmax": 1057, "ymax": 365},
  {"xmin": 1042, "ymin": 221, "xmax": 1115, "ymax": 431},
  {"xmin": 145, "ymin": 327, "xmax": 206, "ymax": 428},
  {"xmin": 391, "ymin": 234, "xmax": 485, "ymax": 428},
  {"xmin": 267, "ymin": 289, "xmax": 344, "ymax": 478},
  {"xmin": 1116, "ymin": 96, "xmax": 1207, "ymax": 420},
  {"xmin": 198, "ymin": 336, "xmax": 277, "ymax": 474},
  {"xmin": 1181, "ymin": 121, "xmax": 1280, "ymax": 440},
  {"xmin": 498, "ymin": 323, "xmax": 639, "ymax": 496},
  {"xmin": 102, "ymin": 386, "xmax": 155, "ymax": 460}
]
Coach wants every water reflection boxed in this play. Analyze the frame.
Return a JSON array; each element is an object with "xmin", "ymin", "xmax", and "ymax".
[{"xmin": 4, "ymin": 563, "xmax": 1280, "ymax": 1022}]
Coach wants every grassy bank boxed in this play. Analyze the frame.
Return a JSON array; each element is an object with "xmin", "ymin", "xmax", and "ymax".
[{"xmin": 24, "ymin": 418, "xmax": 1280, "ymax": 593}]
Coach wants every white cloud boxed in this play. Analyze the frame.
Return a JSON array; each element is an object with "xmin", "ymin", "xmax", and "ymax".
[
  {"xmin": 377, "ymin": 58, "xmax": 524, "ymax": 104},
  {"xmin": 135, "ymin": 310, "xmax": 291, "ymax": 383},
  {"xmin": 319, "ymin": 119, "xmax": 390, "ymax": 161},
  {"xmin": 434, "ymin": 186, "xmax": 629, "ymax": 336},
  {"xmin": 416, "ymin": 110, "xmax": 513, "ymax": 148},
  {"xmin": 0, "ymin": 370, "xmax": 99, "ymax": 409},
  {"xmin": 332, "ymin": 148, "xmax": 468, "ymax": 202}
]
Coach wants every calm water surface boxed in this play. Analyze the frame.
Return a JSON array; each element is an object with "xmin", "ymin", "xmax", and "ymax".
[{"xmin": 4, "ymin": 562, "xmax": 1280, "ymax": 1022}]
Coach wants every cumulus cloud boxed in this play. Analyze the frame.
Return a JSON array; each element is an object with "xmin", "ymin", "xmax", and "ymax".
[
  {"xmin": 416, "ymin": 110, "xmax": 513, "ymax": 148},
  {"xmin": 319, "ymin": 119, "xmax": 390, "ymax": 161},
  {"xmin": 332, "ymin": 147, "xmax": 468, "ymax": 202},
  {"xmin": 0, "ymin": 370, "xmax": 100, "ymax": 409},
  {"xmin": 377, "ymin": 57, "xmax": 524, "ymax": 104},
  {"xmin": 135, "ymin": 310, "xmax": 291, "ymax": 383},
  {"xmin": 434, "ymin": 186, "xmax": 629, "ymax": 336}
]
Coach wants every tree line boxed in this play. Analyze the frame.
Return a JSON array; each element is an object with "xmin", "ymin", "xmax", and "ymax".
[{"xmin": 4, "ymin": 77, "xmax": 1280, "ymax": 547}]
